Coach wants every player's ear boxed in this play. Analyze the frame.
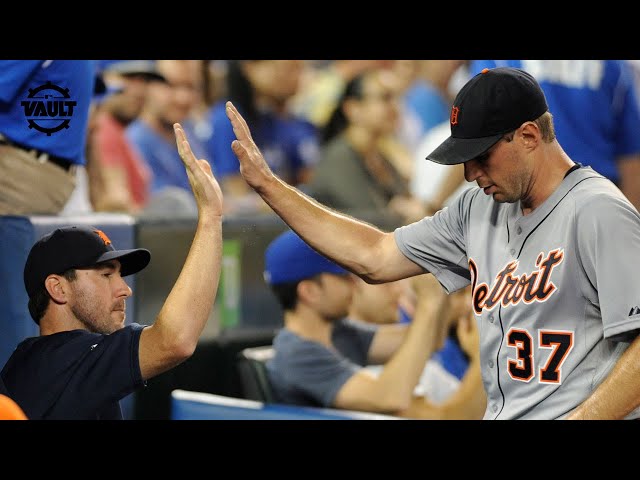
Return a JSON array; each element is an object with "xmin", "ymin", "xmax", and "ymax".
[
  {"xmin": 519, "ymin": 122, "xmax": 540, "ymax": 151},
  {"xmin": 45, "ymin": 274, "xmax": 69, "ymax": 304},
  {"xmin": 297, "ymin": 276, "xmax": 323, "ymax": 304}
]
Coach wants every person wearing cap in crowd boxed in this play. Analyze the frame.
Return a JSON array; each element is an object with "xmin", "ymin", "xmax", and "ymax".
[
  {"xmin": 226, "ymin": 66, "xmax": 640, "ymax": 420},
  {"xmin": 85, "ymin": 60, "xmax": 168, "ymax": 214},
  {"xmin": 0, "ymin": 123, "xmax": 223, "ymax": 420},
  {"xmin": 0, "ymin": 60, "xmax": 95, "ymax": 215},
  {"xmin": 126, "ymin": 60, "xmax": 209, "ymax": 216},
  {"xmin": 262, "ymin": 229, "xmax": 485, "ymax": 419}
]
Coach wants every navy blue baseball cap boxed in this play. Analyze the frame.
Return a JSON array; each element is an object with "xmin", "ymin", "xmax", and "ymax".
[
  {"xmin": 24, "ymin": 225, "xmax": 151, "ymax": 299},
  {"xmin": 264, "ymin": 230, "xmax": 349, "ymax": 285},
  {"xmin": 426, "ymin": 67, "xmax": 549, "ymax": 165}
]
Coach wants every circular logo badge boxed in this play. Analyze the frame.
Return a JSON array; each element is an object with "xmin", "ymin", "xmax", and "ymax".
[{"xmin": 20, "ymin": 81, "xmax": 77, "ymax": 136}]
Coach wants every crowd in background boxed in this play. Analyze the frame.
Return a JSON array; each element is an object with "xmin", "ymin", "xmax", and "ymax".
[
  {"xmin": 0, "ymin": 59, "xmax": 617, "ymax": 223},
  {"xmin": 2, "ymin": 60, "xmax": 639, "ymax": 220},
  {"xmin": 55, "ymin": 60, "xmax": 640, "ymax": 223}
]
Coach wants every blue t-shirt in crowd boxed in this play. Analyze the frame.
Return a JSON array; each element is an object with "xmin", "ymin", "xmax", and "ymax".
[
  {"xmin": 126, "ymin": 119, "xmax": 207, "ymax": 193},
  {"xmin": 0, "ymin": 323, "xmax": 146, "ymax": 420},
  {"xmin": 0, "ymin": 60, "xmax": 95, "ymax": 165},
  {"xmin": 469, "ymin": 60, "xmax": 640, "ymax": 185},
  {"xmin": 207, "ymin": 101, "xmax": 320, "ymax": 182},
  {"xmin": 404, "ymin": 80, "xmax": 451, "ymax": 138}
]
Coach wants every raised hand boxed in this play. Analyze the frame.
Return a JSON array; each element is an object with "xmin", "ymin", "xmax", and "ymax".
[
  {"xmin": 174, "ymin": 123, "xmax": 223, "ymax": 217},
  {"xmin": 225, "ymin": 101, "xmax": 275, "ymax": 191}
]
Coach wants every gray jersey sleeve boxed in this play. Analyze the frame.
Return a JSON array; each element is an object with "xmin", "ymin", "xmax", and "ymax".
[
  {"xmin": 576, "ymin": 186, "xmax": 640, "ymax": 340},
  {"xmin": 394, "ymin": 187, "xmax": 478, "ymax": 293}
]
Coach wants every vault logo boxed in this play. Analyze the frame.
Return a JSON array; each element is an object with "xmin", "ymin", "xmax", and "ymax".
[{"xmin": 20, "ymin": 81, "xmax": 77, "ymax": 136}]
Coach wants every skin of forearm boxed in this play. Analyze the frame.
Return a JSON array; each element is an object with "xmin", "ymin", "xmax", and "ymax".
[
  {"xmin": 566, "ymin": 334, "xmax": 640, "ymax": 419},
  {"xmin": 374, "ymin": 299, "xmax": 449, "ymax": 409},
  {"xmin": 155, "ymin": 217, "xmax": 222, "ymax": 354},
  {"xmin": 397, "ymin": 356, "xmax": 486, "ymax": 420},
  {"xmin": 367, "ymin": 324, "xmax": 409, "ymax": 364},
  {"xmin": 437, "ymin": 359, "xmax": 486, "ymax": 420},
  {"xmin": 259, "ymin": 175, "xmax": 388, "ymax": 277}
]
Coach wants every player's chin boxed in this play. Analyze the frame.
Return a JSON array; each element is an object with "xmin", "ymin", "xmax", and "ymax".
[
  {"xmin": 493, "ymin": 191, "xmax": 519, "ymax": 204},
  {"xmin": 112, "ymin": 310, "xmax": 126, "ymax": 325},
  {"xmin": 487, "ymin": 188, "xmax": 507, "ymax": 202}
]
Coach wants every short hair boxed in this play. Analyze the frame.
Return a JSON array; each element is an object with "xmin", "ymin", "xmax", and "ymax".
[
  {"xmin": 27, "ymin": 269, "xmax": 76, "ymax": 324},
  {"xmin": 269, "ymin": 281, "xmax": 301, "ymax": 311},
  {"xmin": 268, "ymin": 275, "xmax": 323, "ymax": 311},
  {"xmin": 534, "ymin": 111, "xmax": 556, "ymax": 142},
  {"xmin": 503, "ymin": 111, "xmax": 555, "ymax": 144}
]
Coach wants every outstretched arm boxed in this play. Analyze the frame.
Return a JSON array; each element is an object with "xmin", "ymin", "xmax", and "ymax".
[
  {"xmin": 226, "ymin": 101, "xmax": 421, "ymax": 283},
  {"xmin": 566, "ymin": 334, "xmax": 640, "ymax": 419},
  {"xmin": 138, "ymin": 123, "xmax": 224, "ymax": 380}
]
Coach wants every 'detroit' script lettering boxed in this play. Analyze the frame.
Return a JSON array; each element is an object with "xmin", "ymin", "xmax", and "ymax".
[{"xmin": 469, "ymin": 248, "xmax": 564, "ymax": 315}]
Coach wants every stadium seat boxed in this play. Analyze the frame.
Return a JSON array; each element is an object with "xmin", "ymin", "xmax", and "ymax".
[{"xmin": 237, "ymin": 345, "xmax": 275, "ymax": 403}]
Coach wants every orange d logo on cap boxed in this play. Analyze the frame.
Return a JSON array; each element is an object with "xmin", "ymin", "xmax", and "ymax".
[
  {"xmin": 450, "ymin": 106, "xmax": 460, "ymax": 126},
  {"xmin": 93, "ymin": 229, "xmax": 112, "ymax": 246}
]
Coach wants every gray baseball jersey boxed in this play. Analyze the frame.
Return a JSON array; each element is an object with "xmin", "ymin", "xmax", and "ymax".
[{"xmin": 394, "ymin": 166, "xmax": 640, "ymax": 419}]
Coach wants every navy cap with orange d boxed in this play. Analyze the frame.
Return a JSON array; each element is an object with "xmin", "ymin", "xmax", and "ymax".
[
  {"xmin": 24, "ymin": 225, "xmax": 150, "ymax": 301},
  {"xmin": 426, "ymin": 67, "xmax": 549, "ymax": 166}
]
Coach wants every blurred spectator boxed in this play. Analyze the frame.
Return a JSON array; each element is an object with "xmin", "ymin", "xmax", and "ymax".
[
  {"xmin": 306, "ymin": 68, "xmax": 427, "ymax": 224},
  {"xmin": 0, "ymin": 60, "xmax": 95, "ymax": 215},
  {"xmin": 292, "ymin": 60, "xmax": 419, "ymax": 182},
  {"xmin": 291, "ymin": 60, "xmax": 396, "ymax": 129},
  {"xmin": 401, "ymin": 61, "xmax": 470, "ymax": 202},
  {"xmin": 404, "ymin": 60, "xmax": 467, "ymax": 141},
  {"xmin": 385, "ymin": 59, "xmax": 423, "ymax": 154},
  {"xmin": 127, "ymin": 60, "xmax": 208, "ymax": 215},
  {"xmin": 88, "ymin": 60, "xmax": 167, "ymax": 214},
  {"xmin": 61, "ymin": 72, "xmax": 111, "ymax": 216},
  {"xmin": 411, "ymin": 120, "xmax": 474, "ymax": 214},
  {"xmin": 468, "ymin": 60, "xmax": 640, "ymax": 211},
  {"xmin": 350, "ymin": 275, "xmax": 481, "ymax": 407},
  {"xmin": 207, "ymin": 60, "xmax": 319, "ymax": 214},
  {"xmin": 189, "ymin": 60, "xmax": 217, "ymax": 157},
  {"xmin": 262, "ymin": 229, "xmax": 485, "ymax": 419}
]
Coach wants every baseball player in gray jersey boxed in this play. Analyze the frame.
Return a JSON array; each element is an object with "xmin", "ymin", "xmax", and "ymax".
[{"xmin": 225, "ymin": 67, "xmax": 640, "ymax": 419}]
